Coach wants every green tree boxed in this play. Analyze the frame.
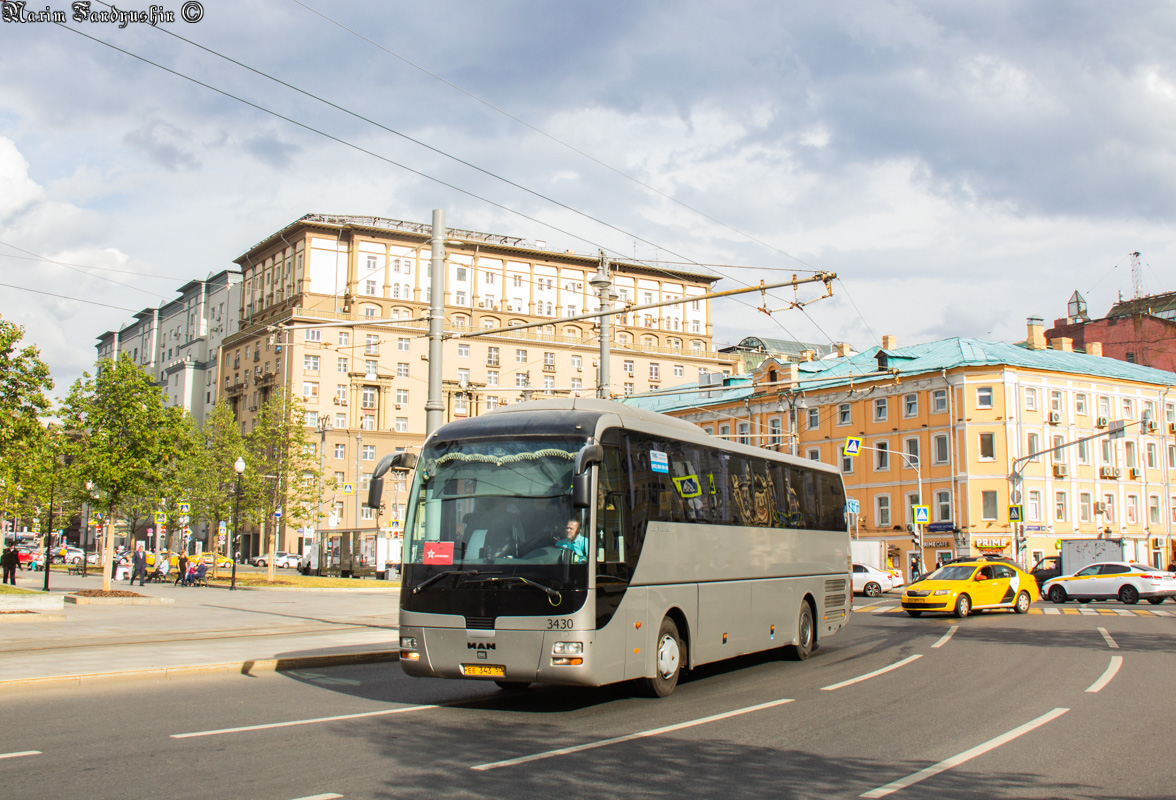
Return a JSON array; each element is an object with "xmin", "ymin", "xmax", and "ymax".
[
  {"xmin": 0, "ymin": 316, "xmax": 53, "ymax": 537},
  {"xmin": 60, "ymin": 354, "xmax": 185, "ymax": 590},
  {"xmin": 186, "ymin": 401, "xmax": 246, "ymax": 562},
  {"xmin": 244, "ymin": 389, "xmax": 322, "ymax": 581}
]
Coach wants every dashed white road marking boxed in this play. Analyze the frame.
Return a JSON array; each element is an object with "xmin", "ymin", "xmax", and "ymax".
[
  {"xmin": 860, "ymin": 708, "xmax": 1069, "ymax": 798},
  {"xmin": 1096, "ymin": 627, "xmax": 1119, "ymax": 649},
  {"xmin": 1043, "ymin": 607, "xmax": 1060, "ymax": 615},
  {"xmin": 171, "ymin": 704, "xmax": 437, "ymax": 739},
  {"xmin": 1086, "ymin": 655, "xmax": 1123, "ymax": 693},
  {"xmin": 470, "ymin": 698, "xmax": 794, "ymax": 771},
  {"xmin": 822, "ymin": 655, "xmax": 923, "ymax": 691},
  {"xmin": 930, "ymin": 626, "xmax": 958, "ymax": 649},
  {"xmin": 290, "ymin": 795, "xmax": 343, "ymax": 800}
]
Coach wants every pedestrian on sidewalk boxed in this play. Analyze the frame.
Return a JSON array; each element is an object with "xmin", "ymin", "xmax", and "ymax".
[
  {"xmin": 174, "ymin": 553, "xmax": 189, "ymax": 586},
  {"xmin": 131, "ymin": 543, "xmax": 147, "ymax": 586},
  {"xmin": 1, "ymin": 544, "xmax": 17, "ymax": 585}
]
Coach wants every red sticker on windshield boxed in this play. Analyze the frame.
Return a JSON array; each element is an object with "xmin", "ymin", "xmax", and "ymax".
[{"xmin": 423, "ymin": 541, "xmax": 454, "ymax": 565}]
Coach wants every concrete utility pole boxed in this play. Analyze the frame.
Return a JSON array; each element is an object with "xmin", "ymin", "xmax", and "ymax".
[
  {"xmin": 590, "ymin": 251, "xmax": 615, "ymax": 399},
  {"xmin": 425, "ymin": 209, "xmax": 446, "ymax": 438}
]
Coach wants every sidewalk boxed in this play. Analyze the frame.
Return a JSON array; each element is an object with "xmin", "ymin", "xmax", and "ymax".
[{"xmin": 0, "ymin": 570, "xmax": 401, "ymax": 692}]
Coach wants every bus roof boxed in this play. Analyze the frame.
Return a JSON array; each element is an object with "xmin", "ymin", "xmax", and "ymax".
[{"xmin": 427, "ymin": 398, "xmax": 841, "ymax": 476}]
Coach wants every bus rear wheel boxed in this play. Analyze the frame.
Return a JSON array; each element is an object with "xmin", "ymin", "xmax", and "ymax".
[
  {"xmin": 784, "ymin": 602, "xmax": 814, "ymax": 661},
  {"xmin": 643, "ymin": 617, "xmax": 684, "ymax": 698}
]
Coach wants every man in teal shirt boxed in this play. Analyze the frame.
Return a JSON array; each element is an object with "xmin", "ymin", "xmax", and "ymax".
[{"xmin": 555, "ymin": 519, "xmax": 588, "ymax": 563}]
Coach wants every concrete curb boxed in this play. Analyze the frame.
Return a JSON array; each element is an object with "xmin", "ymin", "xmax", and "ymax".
[
  {"xmin": 0, "ymin": 649, "xmax": 401, "ymax": 693},
  {"xmin": 65, "ymin": 595, "xmax": 177, "ymax": 605},
  {"xmin": 0, "ymin": 594, "xmax": 65, "ymax": 611}
]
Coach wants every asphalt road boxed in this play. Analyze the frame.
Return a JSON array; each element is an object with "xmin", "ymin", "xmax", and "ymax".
[{"xmin": 1, "ymin": 598, "xmax": 1173, "ymax": 800}]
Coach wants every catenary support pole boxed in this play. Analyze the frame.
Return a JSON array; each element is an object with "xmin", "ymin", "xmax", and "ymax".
[
  {"xmin": 426, "ymin": 209, "xmax": 446, "ymax": 438},
  {"xmin": 590, "ymin": 252, "xmax": 613, "ymax": 399}
]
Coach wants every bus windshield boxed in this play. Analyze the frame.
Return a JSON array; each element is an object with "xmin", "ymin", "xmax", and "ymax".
[{"xmin": 403, "ymin": 435, "xmax": 590, "ymax": 588}]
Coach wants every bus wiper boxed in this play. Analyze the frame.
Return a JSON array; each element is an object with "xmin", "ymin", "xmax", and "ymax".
[
  {"xmin": 471, "ymin": 575, "xmax": 562, "ymax": 603},
  {"xmin": 411, "ymin": 569, "xmax": 500, "ymax": 595}
]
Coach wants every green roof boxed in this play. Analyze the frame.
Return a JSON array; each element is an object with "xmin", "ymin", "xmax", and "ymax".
[{"xmin": 627, "ymin": 336, "xmax": 1176, "ymax": 414}]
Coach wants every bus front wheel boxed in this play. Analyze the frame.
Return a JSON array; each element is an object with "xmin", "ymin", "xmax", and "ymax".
[
  {"xmin": 643, "ymin": 617, "xmax": 684, "ymax": 698},
  {"xmin": 784, "ymin": 602, "xmax": 814, "ymax": 661}
]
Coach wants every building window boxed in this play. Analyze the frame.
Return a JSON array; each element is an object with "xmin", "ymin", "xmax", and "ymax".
[
  {"xmin": 837, "ymin": 403, "xmax": 851, "ymax": 425},
  {"xmin": 457, "ymin": 344, "xmax": 469, "ymax": 358},
  {"xmin": 624, "ymin": 382, "xmax": 634, "ymax": 396},
  {"xmin": 305, "ymin": 329, "xmax": 321, "ymax": 342},
  {"xmin": 737, "ymin": 422, "xmax": 750, "ymax": 445},
  {"xmin": 338, "ymin": 331, "xmax": 350, "ymax": 346},
  {"xmin": 1027, "ymin": 432, "xmax": 1040, "ymax": 462},
  {"xmin": 304, "ymin": 411, "xmax": 318, "ymax": 427},
  {"xmin": 362, "ymin": 444, "xmax": 375, "ymax": 461},
  {"xmin": 516, "ymin": 349, "xmax": 527, "ymax": 363},
  {"xmin": 719, "ymin": 424, "xmax": 730, "ymax": 439},
  {"xmin": 903, "ymin": 393, "xmax": 918, "ymax": 418},
  {"xmin": 1052, "ymin": 435, "xmax": 1065, "ymax": 463},
  {"xmin": 398, "ymin": 337, "xmax": 410, "ymax": 352},
  {"xmin": 516, "ymin": 373, "xmax": 530, "ymax": 387},
  {"xmin": 673, "ymin": 364, "xmax": 683, "ymax": 377},
  {"xmin": 1103, "ymin": 494, "xmax": 1115, "ymax": 523},
  {"xmin": 875, "ymin": 441, "xmax": 889, "ymax": 471},
  {"xmin": 334, "ymin": 444, "xmax": 345, "ymax": 459},
  {"xmin": 932, "ymin": 389, "xmax": 947, "ymax": 413},
  {"xmin": 1028, "ymin": 490, "xmax": 1042, "ymax": 522},
  {"xmin": 397, "ymin": 363, "xmax": 409, "ymax": 378},
  {"xmin": 976, "ymin": 386, "xmax": 993, "ymax": 409},
  {"xmin": 936, "ymin": 490, "xmax": 951, "ymax": 522},
  {"xmin": 337, "ymin": 357, "xmax": 348, "ymax": 373},
  {"xmin": 395, "ymin": 389, "xmax": 409, "ymax": 405},
  {"xmin": 304, "ymin": 355, "xmax": 319, "ymax": 372},
  {"xmin": 361, "ymin": 387, "xmax": 377, "ymax": 409},
  {"xmin": 807, "ymin": 408, "xmax": 819, "ymax": 429},
  {"xmin": 570, "ymin": 354, "xmax": 582, "ymax": 370},
  {"xmin": 487, "ymin": 347, "xmax": 500, "ymax": 366},
  {"xmin": 769, "ymin": 418, "xmax": 782, "ymax": 448},
  {"xmin": 807, "ymin": 448, "xmax": 820, "ymax": 462},
  {"xmin": 334, "ymin": 413, "xmax": 345, "ymax": 428},
  {"xmin": 1079, "ymin": 492, "xmax": 1092, "ymax": 523},
  {"xmin": 1024, "ymin": 387, "xmax": 1037, "ymax": 411},
  {"xmin": 570, "ymin": 378, "xmax": 582, "ymax": 392},
  {"xmin": 904, "ymin": 437, "xmax": 919, "ymax": 468},
  {"xmin": 649, "ymin": 363, "xmax": 660, "ymax": 381},
  {"xmin": 1055, "ymin": 491, "xmax": 1068, "ymax": 522},
  {"xmin": 1125, "ymin": 441, "xmax": 1137, "ymax": 469},
  {"xmin": 1126, "ymin": 495, "xmax": 1139, "ymax": 525},
  {"xmin": 1076, "ymin": 438, "xmax": 1090, "ymax": 464},
  {"xmin": 876, "ymin": 495, "xmax": 891, "ymax": 528},
  {"xmin": 365, "ymin": 334, "xmax": 379, "ymax": 355},
  {"xmin": 1075, "ymin": 393, "xmax": 1087, "ymax": 415},
  {"xmin": 981, "ymin": 491, "xmax": 998, "ymax": 520},
  {"xmin": 873, "ymin": 398, "xmax": 888, "ymax": 422},
  {"xmin": 933, "ymin": 434, "xmax": 949, "ymax": 465},
  {"xmin": 1147, "ymin": 442, "xmax": 1158, "ymax": 469},
  {"xmin": 302, "ymin": 381, "xmax": 319, "ymax": 399},
  {"xmin": 395, "ymin": 417, "xmax": 408, "ymax": 433},
  {"xmin": 364, "ymin": 279, "xmax": 377, "ymax": 296},
  {"xmin": 487, "ymin": 370, "xmax": 499, "ymax": 386},
  {"xmin": 335, "ymin": 385, "xmax": 347, "ymax": 403},
  {"xmin": 1149, "ymin": 495, "xmax": 1161, "ymax": 525},
  {"xmin": 623, "ymin": 359, "xmax": 634, "ymax": 375},
  {"xmin": 841, "ymin": 446, "xmax": 853, "ymax": 474},
  {"xmin": 978, "ymin": 432, "xmax": 995, "ymax": 460}
]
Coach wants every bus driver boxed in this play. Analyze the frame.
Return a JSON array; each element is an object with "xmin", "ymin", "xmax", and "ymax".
[{"xmin": 555, "ymin": 519, "xmax": 588, "ymax": 563}]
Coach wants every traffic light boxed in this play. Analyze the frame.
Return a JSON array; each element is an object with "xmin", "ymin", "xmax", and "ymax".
[{"xmin": 907, "ymin": 523, "xmax": 918, "ymax": 548}]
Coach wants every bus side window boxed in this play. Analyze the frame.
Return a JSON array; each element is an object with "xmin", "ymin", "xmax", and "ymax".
[{"xmin": 598, "ymin": 442, "xmax": 630, "ymax": 577}]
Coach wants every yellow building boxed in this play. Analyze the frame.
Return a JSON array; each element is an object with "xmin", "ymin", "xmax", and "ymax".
[
  {"xmin": 630, "ymin": 319, "xmax": 1176, "ymax": 577},
  {"xmin": 222, "ymin": 214, "xmax": 737, "ymax": 556}
]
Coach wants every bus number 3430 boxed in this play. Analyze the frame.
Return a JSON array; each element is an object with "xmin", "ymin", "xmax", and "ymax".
[{"xmin": 546, "ymin": 618, "xmax": 573, "ymax": 630}]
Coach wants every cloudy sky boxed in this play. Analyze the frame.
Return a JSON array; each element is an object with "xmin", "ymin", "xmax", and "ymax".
[{"xmin": 2, "ymin": 0, "xmax": 1174, "ymax": 401}]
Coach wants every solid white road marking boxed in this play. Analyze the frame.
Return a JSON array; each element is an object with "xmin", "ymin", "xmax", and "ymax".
[
  {"xmin": 171, "ymin": 704, "xmax": 437, "ymax": 739},
  {"xmin": 470, "ymin": 698, "xmax": 794, "ymax": 771},
  {"xmin": 860, "ymin": 708, "xmax": 1069, "ymax": 798},
  {"xmin": 871, "ymin": 605, "xmax": 895, "ymax": 613},
  {"xmin": 930, "ymin": 626, "xmax": 958, "ymax": 649},
  {"xmin": 821, "ymin": 655, "xmax": 923, "ymax": 691},
  {"xmin": 1043, "ymin": 607, "xmax": 1060, "ymax": 615},
  {"xmin": 1096, "ymin": 627, "xmax": 1119, "ymax": 649},
  {"xmin": 1086, "ymin": 655, "xmax": 1123, "ymax": 693},
  {"xmin": 0, "ymin": 751, "xmax": 41, "ymax": 760}
]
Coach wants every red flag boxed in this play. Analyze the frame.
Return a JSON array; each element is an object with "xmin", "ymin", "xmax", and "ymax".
[{"xmin": 423, "ymin": 541, "xmax": 454, "ymax": 565}]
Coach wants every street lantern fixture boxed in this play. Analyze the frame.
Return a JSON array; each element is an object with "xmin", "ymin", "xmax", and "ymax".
[{"xmin": 231, "ymin": 456, "xmax": 245, "ymax": 590}]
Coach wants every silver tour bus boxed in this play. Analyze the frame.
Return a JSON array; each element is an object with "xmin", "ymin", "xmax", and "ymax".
[{"xmin": 394, "ymin": 398, "xmax": 851, "ymax": 696}]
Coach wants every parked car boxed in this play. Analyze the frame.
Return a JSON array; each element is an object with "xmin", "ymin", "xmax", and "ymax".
[
  {"xmin": 902, "ymin": 561, "xmax": 1039, "ymax": 618},
  {"xmin": 253, "ymin": 551, "xmax": 300, "ymax": 569},
  {"xmin": 1042, "ymin": 562, "xmax": 1176, "ymax": 605},
  {"xmin": 851, "ymin": 563, "xmax": 894, "ymax": 597}
]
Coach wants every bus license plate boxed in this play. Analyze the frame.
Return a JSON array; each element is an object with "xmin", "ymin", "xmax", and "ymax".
[{"xmin": 462, "ymin": 664, "xmax": 505, "ymax": 677}]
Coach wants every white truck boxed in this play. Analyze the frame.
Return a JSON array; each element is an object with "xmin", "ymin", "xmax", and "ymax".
[
  {"xmin": 1030, "ymin": 538, "xmax": 1127, "ymax": 588},
  {"xmin": 851, "ymin": 539, "xmax": 887, "ymax": 571}
]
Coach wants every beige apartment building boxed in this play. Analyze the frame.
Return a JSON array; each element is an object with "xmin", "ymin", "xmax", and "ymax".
[{"xmin": 221, "ymin": 213, "xmax": 737, "ymax": 556}]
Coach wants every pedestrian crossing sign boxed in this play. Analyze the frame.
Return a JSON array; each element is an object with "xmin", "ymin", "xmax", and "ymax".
[
  {"xmin": 343, "ymin": 483, "xmax": 354, "ymax": 495},
  {"xmin": 178, "ymin": 502, "xmax": 190, "ymax": 514},
  {"xmin": 913, "ymin": 505, "xmax": 930, "ymax": 524},
  {"xmin": 844, "ymin": 437, "xmax": 862, "ymax": 456},
  {"xmin": 1009, "ymin": 504, "xmax": 1023, "ymax": 522},
  {"xmin": 154, "ymin": 511, "xmax": 166, "ymax": 524}
]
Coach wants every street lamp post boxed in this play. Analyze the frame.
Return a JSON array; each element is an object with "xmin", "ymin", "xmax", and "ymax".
[{"xmin": 231, "ymin": 456, "xmax": 245, "ymax": 591}]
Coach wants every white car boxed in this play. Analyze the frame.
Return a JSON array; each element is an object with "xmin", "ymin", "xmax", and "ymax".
[
  {"xmin": 1043, "ymin": 561, "xmax": 1176, "ymax": 605},
  {"xmin": 852, "ymin": 563, "xmax": 894, "ymax": 598},
  {"xmin": 274, "ymin": 552, "xmax": 300, "ymax": 569}
]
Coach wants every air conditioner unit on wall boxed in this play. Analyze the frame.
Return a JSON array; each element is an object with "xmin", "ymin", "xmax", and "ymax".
[
  {"xmin": 1099, "ymin": 466, "xmax": 1115, "ymax": 478},
  {"xmin": 1096, "ymin": 416, "xmax": 1108, "ymax": 428},
  {"xmin": 1053, "ymin": 464, "xmax": 1068, "ymax": 478},
  {"xmin": 1129, "ymin": 468, "xmax": 1142, "ymax": 479},
  {"xmin": 1048, "ymin": 411, "xmax": 1061, "ymax": 424},
  {"xmin": 1095, "ymin": 502, "xmax": 1107, "ymax": 513}
]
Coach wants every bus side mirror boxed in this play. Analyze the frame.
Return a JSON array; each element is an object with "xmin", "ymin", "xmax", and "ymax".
[{"xmin": 572, "ymin": 444, "xmax": 603, "ymax": 509}]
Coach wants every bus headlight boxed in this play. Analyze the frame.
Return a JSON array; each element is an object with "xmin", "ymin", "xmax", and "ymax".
[
  {"xmin": 400, "ymin": 636, "xmax": 418, "ymax": 649},
  {"xmin": 552, "ymin": 641, "xmax": 583, "ymax": 655}
]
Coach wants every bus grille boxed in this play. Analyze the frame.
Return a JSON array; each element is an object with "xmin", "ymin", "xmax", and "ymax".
[
  {"xmin": 465, "ymin": 616, "xmax": 496, "ymax": 630},
  {"xmin": 824, "ymin": 579, "xmax": 846, "ymax": 593},
  {"xmin": 825, "ymin": 593, "xmax": 846, "ymax": 608}
]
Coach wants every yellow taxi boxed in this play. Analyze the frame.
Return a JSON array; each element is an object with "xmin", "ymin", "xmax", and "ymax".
[
  {"xmin": 901, "ymin": 560, "xmax": 1039, "ymax": 618},
  {"xmin": 168, "ymin": 551, "xmax": 233, "ymax": 569}
]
